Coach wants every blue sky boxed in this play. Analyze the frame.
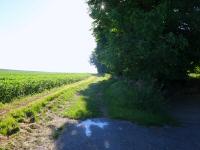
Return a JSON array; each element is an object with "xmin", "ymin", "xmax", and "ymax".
[{"xmin": 0, "ymin": 0, "xmax": 97, "ymax": 73}]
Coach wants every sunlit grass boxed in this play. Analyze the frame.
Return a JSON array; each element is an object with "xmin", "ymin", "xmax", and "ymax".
[
  {"xmin": 189, "ymin": 73, "xmax": 200, "ymax": 79},
  {"xmin": 0, "ymin": 77, "xmax": 97, "ymax": 136}
]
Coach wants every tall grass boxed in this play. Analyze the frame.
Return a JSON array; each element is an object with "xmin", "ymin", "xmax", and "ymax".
[{"xmin": 101, "ymin": 79, "xmax": 175, "ymax": 125}]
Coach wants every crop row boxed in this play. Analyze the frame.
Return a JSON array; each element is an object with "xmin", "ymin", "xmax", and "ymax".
[{"xmin": 0, "ymin": 71, "xmax": 90, "ymax": 103}]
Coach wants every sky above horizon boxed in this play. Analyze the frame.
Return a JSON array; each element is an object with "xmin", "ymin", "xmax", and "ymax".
[{"xmin": 0, "ymin": 0, "xmax": 97, "ymax": 73}]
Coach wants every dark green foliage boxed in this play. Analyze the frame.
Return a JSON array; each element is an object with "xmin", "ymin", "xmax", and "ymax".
[
  {"xmin": 105, "ymin": 80, "xmax": 165, "ymax": 113},
  {"xmin": 90, "ymin": 51, "xmax": 108, "ymax": 74},
  {"xmin": 95, "ymin": 78, "xmax": 175, "ymax": 125},
  {"xmin": 88, "ymin": 0, "xmax": 200, "ymax": 81},
  {"xmin": 105, "ymin": 80, "xmax": 175, "ymax": 125}
]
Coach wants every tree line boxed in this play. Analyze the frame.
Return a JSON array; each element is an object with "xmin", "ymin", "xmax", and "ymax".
[{"xmin": 88, "ymin": 0, "xmax": 200, "ymax": 83}]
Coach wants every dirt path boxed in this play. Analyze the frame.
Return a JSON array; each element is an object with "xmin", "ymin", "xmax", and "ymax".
[
  {"xmin": 1, "ymin": 106, "xmax": 77, "ymax": 149},
  {"xmin": 170, "ymin": 94, "xmax": 200, "ymax": 126},
  {"xmin": 0, "ymin": 77, "xmax": 98, "ymax": 149},
  {"xmin": 0, "ymin": 90, "xmax": 79, "ymax": 150},
  {"xmin": 55, "ymin": 117, "xmax": 200, "ymax": 150},
  {"xmin": 1, "ymin": 80, "xmax": 200, "ymax": 150},
  {"xmin": 0, "ymin": 77, "xmax": 95, "ymax": 117},
  {"xmin": 55, "ymin": 94, "xmax": 200, "ymax": 150}
]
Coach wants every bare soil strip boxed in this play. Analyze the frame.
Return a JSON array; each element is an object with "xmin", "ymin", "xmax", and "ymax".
[
  {"xmin": 0, "ymin": 76, "xmax": 98, "ymax": 149},
  {"xmin": 0, "ymin": 97, "xmax": 78, "ymax": 150},
  {"xmin": 0, "ymin": 77, "xmax": 95, "ymax": 117}
]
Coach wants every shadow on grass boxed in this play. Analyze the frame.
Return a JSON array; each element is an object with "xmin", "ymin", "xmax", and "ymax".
[
  {"xmin": 52, "ymin": 77, "xmax": 114, "ymax": 145},
  {"xmin": 52, "ymin": 76, "xmax": 200, "ymax": 149},
  {"xmin": 57, "ymin": 75, "xmax": 175, "ymax": 131},
  {"xmin": 61, "ymin": 76, "xmax": 114, "ymax": 120}
]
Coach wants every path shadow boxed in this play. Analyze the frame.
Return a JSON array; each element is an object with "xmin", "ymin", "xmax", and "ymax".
[
  {"xmin": 52, "ymin": 77, "xmax": 116, "ymax": 149},
  {"xmin": 67, "ymin": 77, "xmax": 114, "ymax": 119},
  {"xmin": 54, "ymin": 117, "xmax": 200, "ymax": 150},
  {"xmin": 53, "ymin": 77, "xmax": 200, "ymax": 150},
  {"xmin": 166, "ymin": 78, "xmax": 200, "ymax": 126}
]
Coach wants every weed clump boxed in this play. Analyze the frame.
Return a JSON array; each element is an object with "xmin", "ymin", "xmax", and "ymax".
[{"xmin": 0, "ymin": 116, "xmax": 19, "ymax": 136}]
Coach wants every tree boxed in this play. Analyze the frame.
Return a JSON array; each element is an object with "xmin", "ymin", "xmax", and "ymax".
[
  {"xmin": 90, "ymin": 51, "xmax": 108, "ymax": 74},
  {"xmin": 88, "ymin": 0, "xmax": 200, "ymax": 81}
]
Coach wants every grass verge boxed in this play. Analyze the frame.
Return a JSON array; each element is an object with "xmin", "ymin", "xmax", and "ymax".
[
  {"xmin": 53, "ymin": 76, "xmax": 108, "ymax": 119},
  {"xmin": 102, "ymin": 79, "xmax": 176, "ymax": 126},
  {"xmin": 58, "ymin": 75, "xmax": 175, "ymax": 126},
  {"xmin": 0, "ymin": 74, "xmax": 176, "ymax": 137},
  {"xmin": 0, "ymin": 77, "xmax": 97, "ymax": 136}
]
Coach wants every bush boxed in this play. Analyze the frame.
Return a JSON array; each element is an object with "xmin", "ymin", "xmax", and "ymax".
[
  {"xmin": 133, "ymin": 80, "xmax": 166, "ymax": 113},
  {"xmin": 103, "ymin": 79, "xmax": 172, "ymax": 125},
  {"xmin": 107, "ymin": 80, "xmax": 165, "ymax": 113}
]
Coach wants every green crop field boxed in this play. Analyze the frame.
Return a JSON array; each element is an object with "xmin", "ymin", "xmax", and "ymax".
[{"xmin": 0, "ymin": 69, "xmax": 91, "ymax": 103}]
